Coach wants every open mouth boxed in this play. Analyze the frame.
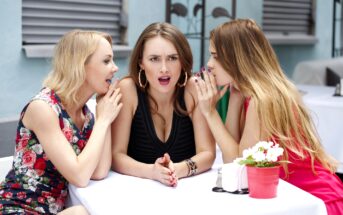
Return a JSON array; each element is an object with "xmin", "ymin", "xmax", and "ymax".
[
  {"xmin": 106, "ymin": 79, "xmax": 112, "ymax": 84},
  {"xmin": 158, "ymin": 76, "xmax": 171, "ymax": 85}
]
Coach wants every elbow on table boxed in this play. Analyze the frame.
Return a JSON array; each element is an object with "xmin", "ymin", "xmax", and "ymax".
[
  {"xmin": 91, "ymin": 170, "xmax": 109, "ymax": 181},
  {"xmin": 69, "ymin": 178, "xmax": 89, "ymax": 188},
  {"xmin": 68, "ymin": 174, "xmax": 91, "ymax": 188}
]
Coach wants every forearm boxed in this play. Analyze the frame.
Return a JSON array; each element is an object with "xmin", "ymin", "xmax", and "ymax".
[
  {"xmin": 73, "ymin": 120, "xmax": 110, "ymax": 186},
  {"xmin": 112, "ymin": 153, "xmax": 154, "ymax": 179},
  {"xmin": 226, "ymin": 92, "xmax": 245, "ymax": 143},
  {"xmin": 175, "ymin": 150, "xmax": 215, "ymax": 179},
  {"xmin": 205, "ymin": 111, "xmax": 239, "ymax": 163},
  {"xmin": 91, "ymin": 126, "xmax": 112, "ymax": 180}
]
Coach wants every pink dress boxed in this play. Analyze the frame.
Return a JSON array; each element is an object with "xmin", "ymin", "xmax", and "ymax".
[
  {"xmin": 279, "ymin": 150, "xmax": 343, "ymax": 215},
  {"xmin": 243, "ymin": 98, "xmax": 343, "ymax": 214}
]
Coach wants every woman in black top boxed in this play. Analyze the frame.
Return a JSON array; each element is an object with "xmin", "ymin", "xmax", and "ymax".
[{"xmin": 111, "ymin": 22, "xmax": 215, "ymax": 186}]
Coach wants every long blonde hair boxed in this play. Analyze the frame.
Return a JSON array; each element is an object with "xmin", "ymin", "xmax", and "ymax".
[
  {"xmin": 44, "ymin": 30, "xmax": 112, "ymax": 107},
  {"xmin": 210, "ymin": 19, "xmax": 337, "ymax": 174}
]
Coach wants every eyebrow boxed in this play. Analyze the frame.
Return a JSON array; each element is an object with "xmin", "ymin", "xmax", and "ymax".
[{"xmin": 147, "ymin": 53, "xmax": 179, "ymax": 57}]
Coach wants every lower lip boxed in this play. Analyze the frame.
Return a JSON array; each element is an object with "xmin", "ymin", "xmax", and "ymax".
[{"xmin": 159, "ymin": 79, "xmax": 170, "ymax": 86}]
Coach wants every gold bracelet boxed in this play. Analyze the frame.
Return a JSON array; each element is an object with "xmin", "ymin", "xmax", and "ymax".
[{"xmin": 185, "ymin": 158, "xmax": 197, "ymax": 176}]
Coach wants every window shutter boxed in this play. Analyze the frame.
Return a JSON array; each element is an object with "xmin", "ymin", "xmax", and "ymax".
[
  {"xmin": 263, "ymin": 0, "xmax": 314, "ymax": 35},
  {"xmin": 22, "ymin": 0, "xmax": 122, "ymax": 45}
]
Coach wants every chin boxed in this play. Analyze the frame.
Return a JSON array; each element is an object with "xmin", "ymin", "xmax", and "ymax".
[{"xmin": 216, "ymin": 80, "xmax": 230, "ymax": 87}]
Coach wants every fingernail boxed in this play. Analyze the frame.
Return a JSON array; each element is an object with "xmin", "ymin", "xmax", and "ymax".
[{"xmin": 201, "ymin": 67, "xmax": 205, "ymax": 72}]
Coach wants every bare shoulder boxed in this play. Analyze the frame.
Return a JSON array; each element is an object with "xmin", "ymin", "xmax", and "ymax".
[
  {"xmin": 23, "ymin": 100, "xmax": 59, "ymax": 131},
  {"xmin": 118, "ymin": 77, "xmax": 138, "ymax": 112},
  {"xmin": 118, "ymin": 78, "xmax": 137, "ymax": 97}
]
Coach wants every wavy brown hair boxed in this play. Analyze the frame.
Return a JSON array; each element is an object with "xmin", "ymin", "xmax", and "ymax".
[
  {"xmin": 210, "ymin": 19, "xmax": 337, "ymax": 174},
  {"xmin": 128, "ymin": 22, "xmax": 193, "ymax": 116}
]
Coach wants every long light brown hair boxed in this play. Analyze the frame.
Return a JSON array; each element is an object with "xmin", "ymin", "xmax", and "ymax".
[
  {"xmin": 210, "ymin": 19, "xmax": 337, "ymax": 174},
  {"xmin": 44, "ymin": 30, "xmax": 112, "ymax": 108},
  {"xmin": 128, "ymin": 22, "xmax": 193, "ymax": 116}
]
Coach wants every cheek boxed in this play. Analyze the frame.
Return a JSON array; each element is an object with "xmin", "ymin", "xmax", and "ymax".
[{"xmin": 215, "ymin": 70, "xmax": 232, "ymax": 86}]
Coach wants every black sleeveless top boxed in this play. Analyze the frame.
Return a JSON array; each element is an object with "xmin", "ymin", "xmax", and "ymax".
[{"xmin": 128, "ymin": 87, "xmax": 195, "ymax": 163}]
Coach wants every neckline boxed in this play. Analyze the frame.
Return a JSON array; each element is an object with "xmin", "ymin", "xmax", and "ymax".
[
  {"xmin": 147, "ymin": 110, "xmax": 177, "ymax": 145},
  {"xmin": 138, "ymin": 88, "xmax": 177, "ymax": 146},
  {"xmin": 52, "ymin": 89, "xmax": 91, "ymax": 136}
]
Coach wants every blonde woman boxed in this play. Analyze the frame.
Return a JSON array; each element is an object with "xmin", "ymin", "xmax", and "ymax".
[
  {"xmin": 194, "ymin": 19, "xmax": 343, "ymax": 214},
  {"xmin": 0, "ymin": 30, "xmax": 122, "ymax": 214},
  {"xmin": 111, "ymin": 22, "xmax": 215, "ymax": 187}
]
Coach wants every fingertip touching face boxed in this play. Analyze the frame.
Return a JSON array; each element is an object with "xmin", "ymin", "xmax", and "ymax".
[
  {"xmin": 140, "ymin": 36, "xmax": 182, "ymax": 94},
  {"xmin": 207, "ymin": 42, "xmax": 233, "ymax": 87},
  {"xmin": 85, "ymin": 37, "xmax": 118, "ymax": 95}
]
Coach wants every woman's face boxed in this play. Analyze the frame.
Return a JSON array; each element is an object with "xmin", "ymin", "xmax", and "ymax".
[
  {"xmin": 85, "ymin": 37, "xmax": 118, "ymax": 95},
  {"xmin": 140, "ymin": 36, "xmax": 182, "ymax": 94},
  {"xmin": 207, "ymin": 42, "xmax": 234, "ymax": 87}
]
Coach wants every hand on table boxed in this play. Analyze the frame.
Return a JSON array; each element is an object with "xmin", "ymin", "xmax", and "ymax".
[{"xmin": 153, "ymin": 153, "xmax": 178, "ymax": 187}]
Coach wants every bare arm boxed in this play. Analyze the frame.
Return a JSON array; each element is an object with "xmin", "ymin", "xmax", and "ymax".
[
  {"xmin": 23, "ymin": 84, "xmax": 122, "ymax": 187},
  {"xmin": 175, "ymin": 79, "xmax": 216, "ymax": 178},
  {"xmin": 194, "ymin": 71, "xmax": 262, "ymax": 163},
  {"xmin": 91, "ymin": 126, "xmax": 111, "ymax": 180},
  {"xmin": 111, "ymin": 79, "xmax": 157, "ymax": 179},
  {"xmin": 225, "ymin": 86, "xmax": 244, "ymax": 143}
]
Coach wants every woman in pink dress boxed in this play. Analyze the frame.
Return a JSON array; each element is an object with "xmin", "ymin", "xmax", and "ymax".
[{"xmin": 194, "ymin": 19, "xmax": 343, "ymax": 214}]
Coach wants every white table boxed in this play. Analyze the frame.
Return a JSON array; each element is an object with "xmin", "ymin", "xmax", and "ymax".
[
  {"xmin": 298, "ymin": 85, "xmax": 343, "ymax": 173},
  {"xmin": 69, "ymin": 167, "xmax": 327, "ymax": 215},
  {"xmin": 76, "ymin": 97, "xmax": 328, "ymax": 214}
]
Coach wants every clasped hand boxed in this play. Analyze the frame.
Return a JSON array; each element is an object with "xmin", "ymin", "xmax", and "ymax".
[{"xmin": 153, "ymin": 153, "xmax": 177, "ymax": 187}]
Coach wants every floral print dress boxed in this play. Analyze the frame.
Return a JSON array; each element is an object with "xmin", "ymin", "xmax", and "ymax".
[{"xmin": 0, "ymin": 87, "xmax": 94, "ymax": 214}]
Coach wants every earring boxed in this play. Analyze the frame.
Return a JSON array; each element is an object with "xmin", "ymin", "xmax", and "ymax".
[
  {"xmin": 177, "ymin": 71, "xmax": 188, "ymax": 87},
  {"xmin": 138, "ymin": 69, "xmax": 147, "ymax": 88}
]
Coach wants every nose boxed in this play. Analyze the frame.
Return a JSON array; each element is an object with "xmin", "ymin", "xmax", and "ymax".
[
  {"xmin": 161, "ymin": 59, "xmax": 168, "ymax": 73},
  {"xmin": 112, "ymin": 61, "xmax": 119, "ymax": 73},
  {"xmin": 207, "ymin": 59, "xmax": 213, "ymax": 71}
]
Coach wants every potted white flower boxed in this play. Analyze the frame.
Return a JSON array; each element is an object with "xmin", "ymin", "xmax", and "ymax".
[{"xmin": 234, "ymin": 141, "xmax": 284, "ymax": 199}]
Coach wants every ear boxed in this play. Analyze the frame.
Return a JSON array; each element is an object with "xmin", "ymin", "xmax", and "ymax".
[{"xmin": 139, "ymin": 61, "xmax": 144, "ymax": 71}]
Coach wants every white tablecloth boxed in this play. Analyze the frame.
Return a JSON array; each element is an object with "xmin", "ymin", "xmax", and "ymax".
[
  {"xmin": 298, "ymin": 85, "xmax": 343, "ymax": 173},
  {"xmin": 69, "ymin": 168, "xmax": 327, "ymax": 215}
]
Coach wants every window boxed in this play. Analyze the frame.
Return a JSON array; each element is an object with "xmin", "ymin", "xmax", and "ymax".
[
  {"xmin": 262, "ymin": 0, "xmax": 317, "ymax": 45},
  {"xmin": 22, "ymin": 0, "xmax": 130, "ymax": 58}
]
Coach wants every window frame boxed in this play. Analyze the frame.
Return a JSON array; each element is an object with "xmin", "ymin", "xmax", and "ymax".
[
  {"xmin": 22, "ymin": 0, "xmax": 131, "ymax": 58},
  {"xmin": 262, "ymin": 0, "xmax": 318, "ymax": 45}
]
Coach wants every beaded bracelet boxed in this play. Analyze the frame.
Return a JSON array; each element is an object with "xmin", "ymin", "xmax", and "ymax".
[{"xmin": 185, "ymin": 158, "xmax": 197, "ymax": 176}]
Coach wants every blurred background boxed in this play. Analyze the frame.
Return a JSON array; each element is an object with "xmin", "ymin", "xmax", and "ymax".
[{"xmin": 1, "ymin": 0, "xmax": 342, "ymax": 158}]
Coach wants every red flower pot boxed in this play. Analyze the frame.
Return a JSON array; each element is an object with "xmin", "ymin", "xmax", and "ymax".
[{"xmin": 247, "ymin": 165, "xmax": 280, "ymax": 199}]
